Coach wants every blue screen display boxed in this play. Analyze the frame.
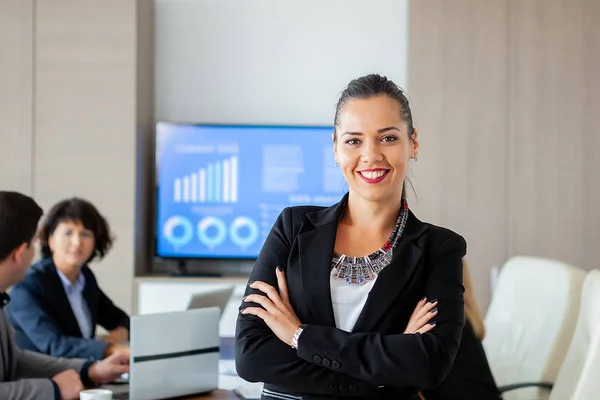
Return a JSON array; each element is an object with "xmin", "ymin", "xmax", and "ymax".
[{"xmin": 155, "ymin": 123, "xmax": 347, "ymax": 259}]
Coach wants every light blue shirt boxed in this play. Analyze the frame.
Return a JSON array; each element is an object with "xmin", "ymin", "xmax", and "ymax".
[{"xmin": 56, "ymin": 270, "xmax": 93, "ymax": 339}]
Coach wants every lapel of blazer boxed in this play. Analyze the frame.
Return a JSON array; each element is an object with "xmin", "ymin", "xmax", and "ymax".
[
  {"xmin": 298, "ymin": 195, "xmax": 348, "ymax": 327},
  {"xmin": 47, "ymin": 261, "xmax": 84, "ymax": 337},
  {"xmin": 352, "ymin": 211, "xmax": 428, "ymax": 333}
]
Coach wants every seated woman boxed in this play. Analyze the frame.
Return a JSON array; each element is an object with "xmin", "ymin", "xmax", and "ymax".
[
  {"xmin": 235, "ymin": 74, "xmax": 467, "ymax": 399},
  {"xmin": 421, "ymin": 261, "xmax": 501, "ymax": 399},
  {"xmin": 7, "ymin": 197, "xmax": 130, "ymax": 361}
]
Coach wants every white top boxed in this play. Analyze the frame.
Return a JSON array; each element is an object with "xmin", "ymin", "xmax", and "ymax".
[{"xmin": 330, "ymin": 273, "xmax": 377, "ymax": 332}]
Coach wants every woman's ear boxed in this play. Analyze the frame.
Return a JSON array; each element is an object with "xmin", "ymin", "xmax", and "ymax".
[
  {"xmin": 332, "ymin": 133, "xmax": 339, "ymax": 164},
  {"xmin": 411, "ymin": 128, "xmax": 420, "ymax": 158},
  {"xmin": 47, "ymin": 234, "xmax": 55, "ymax": 254}
]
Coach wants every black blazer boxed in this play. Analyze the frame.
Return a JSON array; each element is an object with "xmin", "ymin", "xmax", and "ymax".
[
  {"xmin": 424, "ymin": 320, "xmax": 501, "ymax": 400},
  {"xmin": 235, "ymin": 195, "xmax": 467, "ymax": 400},
  {"xmin": 7, "ymin": 258, "xmax": 130, "ymax": 361}
]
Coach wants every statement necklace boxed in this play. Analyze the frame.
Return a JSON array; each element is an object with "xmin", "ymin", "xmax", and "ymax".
[{"xmin": 331, "ymin": 199, "xmax": 409, "ymax": 285}]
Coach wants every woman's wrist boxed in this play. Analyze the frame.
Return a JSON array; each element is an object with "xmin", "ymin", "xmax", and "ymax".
[{"xmin": 291, "ymin": 324, "xmax": 307, "ymax": 350}]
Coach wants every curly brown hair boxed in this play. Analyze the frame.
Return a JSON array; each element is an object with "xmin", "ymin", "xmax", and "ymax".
[{"xmin": 38, "ymin": 198, "xmax": 114, "ymax": 263}]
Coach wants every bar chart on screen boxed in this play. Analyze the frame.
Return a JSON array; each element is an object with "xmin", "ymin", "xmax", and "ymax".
[
  {"xmin": 155, "ymin": 124, "xmax": 347, "ymax": 258},
  {"xmin": 173, "ymin": 155, "xmax": 239, "ymax": 204}
]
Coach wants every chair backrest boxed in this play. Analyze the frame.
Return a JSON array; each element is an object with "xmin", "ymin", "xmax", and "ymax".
[
  {"xmin": 483, "ymin": 256, "xmax": 587, "ymax": 400},
  {"xmin": 549, "ymin": 269, "xmax": 600, "ymax": 400}
]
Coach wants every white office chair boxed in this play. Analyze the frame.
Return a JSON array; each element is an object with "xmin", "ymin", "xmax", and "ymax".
[
  {"xmin": 549, "ymin": 269, "xmax": 600, "ymax": 399},
  {"xmin": 483, "ymin": 256, "xmax": 587, "ymax": 400}
]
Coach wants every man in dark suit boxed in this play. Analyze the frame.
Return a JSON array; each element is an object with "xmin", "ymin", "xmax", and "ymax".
[{"xmin": 0, "ymin": 191, "xmax": 128, "ymax": 400}]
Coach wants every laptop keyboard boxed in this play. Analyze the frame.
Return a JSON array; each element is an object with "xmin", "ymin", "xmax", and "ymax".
[{"xmin": 112, "ymin": 392, "xmax": 129, "ymax": 400}]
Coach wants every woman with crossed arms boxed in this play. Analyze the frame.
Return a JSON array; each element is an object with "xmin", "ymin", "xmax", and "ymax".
[{"xmin": 236, "ymin": 74, "xmax": 474, "ymax": 399}]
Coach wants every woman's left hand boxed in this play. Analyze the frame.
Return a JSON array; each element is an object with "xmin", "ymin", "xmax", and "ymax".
[
  {"xmin": 101, "ymin": 326, "xmax": 129, "ymax": 344},
  {"xmin": 241, "ymin": 267, "xmax": 302, "ymax": 346}
]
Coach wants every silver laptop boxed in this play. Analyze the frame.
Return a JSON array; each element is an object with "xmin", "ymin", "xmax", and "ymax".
[
  {"xmin": 110, "ymin": 307, "xmax": 220, "ymax": 400},
  {"xmin": 187, "ymin": 286, "xmax": 235, "ymax": 317}
]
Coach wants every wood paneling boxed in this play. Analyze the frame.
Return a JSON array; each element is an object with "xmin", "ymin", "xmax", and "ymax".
[
  {"xmin": 134, "ymin": 0, "xmax": 155, "ymax": 277},
  {"xmin": 409, "ymin": 0, "xmax": 509, "ymax": 310},
  {"xmin": 33, "ymin": 0, "xmax": 137, "ymax": 312},
  {"xmin": 507, "ymin": 0, "xmax": 600, "ymax": 270},
  {"xmin": 582, "ymin": 0, "xmax": 600, "ymax": 269},
  {"xmin": 410, "ymin": 0, "xmax": 600, "ymax": 312},
  {"xmin": 0, "ymin": 0, "xmax": 34, "ymax": 193}
]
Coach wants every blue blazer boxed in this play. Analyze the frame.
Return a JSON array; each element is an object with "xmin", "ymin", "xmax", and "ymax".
[
  {"xmin": 235, "ymin": 194, "xmax": 467, "ymax": 399},
  {"xmin": 7, "ymin": 258, "xmax": 130, "ymax": 361}
]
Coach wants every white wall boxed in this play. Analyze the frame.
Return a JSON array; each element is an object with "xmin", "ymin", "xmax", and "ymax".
[{"xmin": 155, "ymin": 0, "xmax": 409, "ymax": 125}]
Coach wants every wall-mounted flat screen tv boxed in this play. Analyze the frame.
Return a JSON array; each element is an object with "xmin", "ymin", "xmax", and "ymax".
[{"xmin": 155, "ymin": 123, "xmax": 347, "ymax": 259}]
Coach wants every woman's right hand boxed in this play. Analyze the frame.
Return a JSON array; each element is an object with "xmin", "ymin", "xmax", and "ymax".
[
  {"xmin": 102, "ymin": 326, "xmax": 129, "ymax": 345},
  {"xmin": 403, "ymin": 297, "xmax": 438, "ymax": 334}
]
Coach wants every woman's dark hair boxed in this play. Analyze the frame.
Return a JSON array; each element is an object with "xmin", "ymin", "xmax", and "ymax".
[
  {"xmin": 0, "ymin": 191, "xmax": 43, "ymax": 262},
  {"xmin": 333, "ymin": 74, "xmax": 417, "ymax": 197},
  {"xmin": 39, "ymin": 197, "xmax": 113, "ymax": 263},
  {"xmin": 333, "ymin": 73, "xmax": 415, "ymax": 141}
]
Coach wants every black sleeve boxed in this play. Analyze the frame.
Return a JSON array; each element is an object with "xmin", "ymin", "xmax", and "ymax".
[
  {"xmin": 50, "ymin": 379, "xmax": 61, "ymax": 400},
  {"xmin": 79, "ymin": 360, "xmax": 96, "ymax": 387},
  {"xmin": 234, "ymin": 208, "xmax": 380, "ymax": 396}
]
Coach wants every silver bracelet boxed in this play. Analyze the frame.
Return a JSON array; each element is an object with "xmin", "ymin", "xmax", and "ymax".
[{"xmin": 291, "ymin": 324, "xmax": 307, "ymax": 350}]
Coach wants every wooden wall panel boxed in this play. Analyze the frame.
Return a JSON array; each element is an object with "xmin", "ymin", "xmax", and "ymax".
[
  {"xmin": 582, "ymin": 0, "xmax": 600, "ymax": 270},
  {"xmin": 33, "ymin": 0, "xmax": 137, "ymax": 312},
  {"xmin": 410, "ymin": 0, "xmax": 600, "ymax": 312},
  {"xmin": 409, "ymin": 0, "xmax": 509, "ymax": 310},
  {"xmin": 134, "ymin": 0, "xmax": 155, "ymax": 277},
  {"xmin": 507, "ymin": 0, "xmax": 600, "ymax": 271},
  {"xmin": 0, "ymin": 0, "xmax": 33, "ymax": 193}
]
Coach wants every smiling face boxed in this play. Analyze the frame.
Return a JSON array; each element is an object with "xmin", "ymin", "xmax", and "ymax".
[{"xmin": 333, "ymin": 95, "xmax": 419, "ymax": 204}]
